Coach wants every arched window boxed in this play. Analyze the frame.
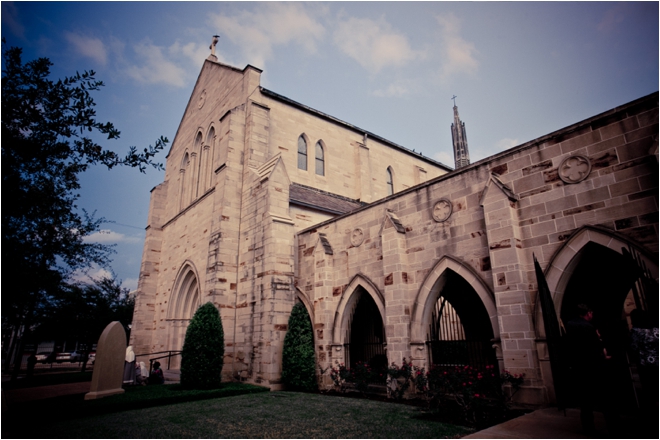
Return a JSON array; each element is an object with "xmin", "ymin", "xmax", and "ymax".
[
  {"xmin": 180, "ymin": 152, "xmax": 190, "ymax": 211},
  {"xmin": 297, "ymin": 135, "xmax": 308, "ymax": 171},
  {"xmin": 386, "ymin": 167, "xmax": 394, "ymax": 196},
  {"xmin": 202, "ymin": 126, "xmax": 215, "ymax": 191},
  {"xmin": 315, "ymin": 141, "xmax": 325, "ymax": 176},
  {"xmin": 193, "ymin": 132, "xmax": 203, "ymax": 198}
]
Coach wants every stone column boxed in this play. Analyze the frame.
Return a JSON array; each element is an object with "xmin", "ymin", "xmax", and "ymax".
[
  {"xmin": 480, "ymin": 174, "xmax": 543, "ymax": 405},
  {"xmin": 380, "ymin": 210, "xmax": 411, "ymax": 365}
]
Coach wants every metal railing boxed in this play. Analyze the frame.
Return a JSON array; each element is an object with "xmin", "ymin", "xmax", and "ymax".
[{"xmin": 135, "ymin": 350, "xmax": 182, "ymax": 373}]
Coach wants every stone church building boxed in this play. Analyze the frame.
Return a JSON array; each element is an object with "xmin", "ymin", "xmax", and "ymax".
[{"xmin": 130, "ymin": 50, "xmax": 658, "ymax": 407}]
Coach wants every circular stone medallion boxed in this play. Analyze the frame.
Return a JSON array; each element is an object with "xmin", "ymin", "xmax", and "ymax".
[
  {"xmin": 432, "ymin": 198, "xmax": 453, "ymax": 223},
  {"xmin": 350, "ymin": 228, "xmax": 365, "ymax": 247},
  {"xmin": 558, "ymin": 155, "xmax": 591, "ymax": 184},
  {"xmin": 197, "ymin": 90, "xmax": 207, "ymax": 109}
]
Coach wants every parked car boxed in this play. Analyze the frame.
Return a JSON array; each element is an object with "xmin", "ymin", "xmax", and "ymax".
[
  {"xmin": 35, "ymin": 351, "xmax": 55, "ymax": 363},
  {"xmin": 55, "ymin": 351, "xmax": 83, "ymax": 363}
]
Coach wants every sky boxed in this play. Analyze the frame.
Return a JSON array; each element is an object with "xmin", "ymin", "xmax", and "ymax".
[{"xmin": 2, "ymin": 2, "xmax": 658, "ymax": 291}]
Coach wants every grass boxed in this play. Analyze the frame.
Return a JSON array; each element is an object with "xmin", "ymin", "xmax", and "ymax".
[{"xmin": 9, "ymin": 391, "xmax": 473, "ymax": 439}]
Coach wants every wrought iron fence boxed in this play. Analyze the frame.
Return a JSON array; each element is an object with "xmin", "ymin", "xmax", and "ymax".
[{"xmin": 426, "ymin": 340, "xmax": 497, "ymax": 371}]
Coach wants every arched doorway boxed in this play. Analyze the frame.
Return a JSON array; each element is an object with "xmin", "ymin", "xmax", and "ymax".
[
  {"xmin": 540, "ymin": 226, "xmax": 659, "ymax": 411},
  {"xmin": 166, "ymin": 263, "xmax": 201, "ymax": 368},
  {"xmin": 344, "ymin": 286, "xmax": 387, "ymax": 371},
  {"xmin": 558, "ymin": 242, "xmax": 655, "ymax": 412},
  {"xmin": 426, "ymin": 269, "xmax": 497, "ymax": 370}
]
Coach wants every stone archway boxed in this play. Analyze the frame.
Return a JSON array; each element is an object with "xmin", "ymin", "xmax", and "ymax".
[
  {"xmin": 332, "ymin": 274, "xmax": 386, "ymax": 369},
  {"xmin": 410, "ymin": 256, "xmax": 500, "ymax": 371},
  {"xmin": 536, "ymin": 226, "xmax": 659, "ymax": 408},
  {"xmin": 166, "ymin": 262, "xmax": 202, "ymax": 368}
]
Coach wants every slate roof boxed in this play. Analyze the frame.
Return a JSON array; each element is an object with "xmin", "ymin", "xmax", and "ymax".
[{"xmin": 289, "ymin": 183, "xmax": 365, "ymax": 215}]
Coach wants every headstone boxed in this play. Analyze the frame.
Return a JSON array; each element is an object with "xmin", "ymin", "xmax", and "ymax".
[{"xmin": 85, "ymin": 321, "xmax": 126, "ymax": 400}]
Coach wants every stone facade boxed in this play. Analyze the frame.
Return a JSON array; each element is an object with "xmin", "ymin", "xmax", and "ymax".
[
  {"xmin": 130, "ymin": 58, "xmax": 449, "ymax": 386},
  {"xmin": 131, "ymin": 55, "xmax": 658, "ymax": 406}
]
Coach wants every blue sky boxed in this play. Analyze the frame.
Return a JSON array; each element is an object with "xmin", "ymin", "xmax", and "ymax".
[{"xmin": 3, "ymin": 2, "xmax": 658, "ymax": 290}]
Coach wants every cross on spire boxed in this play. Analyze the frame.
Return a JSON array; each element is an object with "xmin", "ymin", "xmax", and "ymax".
[{"xmin": 451, "ymin": 95, "xmax": 457, "ymax": 106}]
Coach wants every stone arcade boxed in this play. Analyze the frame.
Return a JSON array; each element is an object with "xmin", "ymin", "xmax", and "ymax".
[{"xmin": 130, "ymin": 52, "xmax": 658, "ymax": 407}]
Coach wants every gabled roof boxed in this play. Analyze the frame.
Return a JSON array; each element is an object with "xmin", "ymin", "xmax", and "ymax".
[
  {"xmin": 260, "ymin": 87, "xmax": 453, "ymax": 172},
  {"xmin": 289, "ymin": 183, "xmax": 365, "ymax": 215}
]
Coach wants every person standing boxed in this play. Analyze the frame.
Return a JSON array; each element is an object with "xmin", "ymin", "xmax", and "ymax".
[
  {"xmin": 565, "ymin": 304, "xmax": 619, "ymax": 436},
  {"xmin": 123, "ymin": 346, "xmax": 136, "ymax": 385}
]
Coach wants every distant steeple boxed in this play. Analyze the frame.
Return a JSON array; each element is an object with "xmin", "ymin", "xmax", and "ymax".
[{"xmin": 451, "ymin": 96, "xmax": 470, "ymax": 169}]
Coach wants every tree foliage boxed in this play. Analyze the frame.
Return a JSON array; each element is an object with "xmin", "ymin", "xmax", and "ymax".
[
  {"xmin": 1, "ymin": 42, "xmax": 167, "ymax": 337},
  {"xmin": 34, "ymin": 276, "xmax": 135, "ymax": 372},
  {"xmin": 181, "ymin": 302, "xmax": 225, "ymax": 389},
  {"xmin": 282, "ymin": 302, "xmax": 317, "ymax": 391}
]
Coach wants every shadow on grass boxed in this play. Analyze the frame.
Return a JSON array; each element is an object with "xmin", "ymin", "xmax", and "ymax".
[
  {"xmin": 2, "ymin": 381, "xmax": 269, "ymax": 435},
  {"xmin": 2, "ymin": 371, "xmax": 94, "ymax": 390}
]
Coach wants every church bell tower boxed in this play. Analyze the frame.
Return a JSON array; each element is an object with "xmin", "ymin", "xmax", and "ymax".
[{"xmin": 451, "ymin": 97, "xmax": 470, "ymax": 169}]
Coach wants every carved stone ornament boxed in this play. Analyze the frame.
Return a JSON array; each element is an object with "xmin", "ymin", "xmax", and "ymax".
[
  {"xmin": 432, "ymin": 198, "xmax": 453, "ymax": 223},
  {"xmin": 197, "ymin": 90, "xmax": 207, "ymax": 109},
  {"xmin": 350, "ymin": 228, "xmax": 365, "ymax": 247},
  {"xmin": 558, "ymin": 154, "xmax": 591, "ymax": 184}
]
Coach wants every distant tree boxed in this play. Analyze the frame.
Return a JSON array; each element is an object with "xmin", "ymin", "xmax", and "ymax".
[
  {"xmin": 34, "ymin": 276, "xmax": 135, "ymax": 372},
  {"xmin": 1, "ymin": 41, "xmax": 167, "ymax": 379},
  {"xmin": 281, "ymin": 302, "xmax": 317, "ymax": 391},
  {"xmin": 181, "ymin": 302, "xmax": 224, "ymax": 389}
]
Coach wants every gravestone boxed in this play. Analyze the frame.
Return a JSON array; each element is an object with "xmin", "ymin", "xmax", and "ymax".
[{"xmin": 85, "ymin": 321, "xmax": 126, "ymax": 400}]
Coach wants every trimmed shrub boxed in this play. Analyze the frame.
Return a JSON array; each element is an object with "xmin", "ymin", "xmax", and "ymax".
[
  {"xmin": 181, "ymin": 302, "xmax": 224, "ymax": 389},
  {"xmin": 281, "ymin": 302, "xmax": 317, "ymax": 391}
]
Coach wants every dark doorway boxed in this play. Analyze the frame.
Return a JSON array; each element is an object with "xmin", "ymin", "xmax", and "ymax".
[
  {"xmin": 344, "ymin": 287, "xmax": 387, "ymax": 372},
  {"xmin": 426, "ymin": 269, "xmax": 497, "ymax": 371},
  {"xmin": 559, "ymin": 242, "xmax": 653, "ymax": 413}
]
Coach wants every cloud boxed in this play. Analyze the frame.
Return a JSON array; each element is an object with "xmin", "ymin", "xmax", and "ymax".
[
  {"xmin": 435, "ymin": 14, "xmax": 479, "ymax": 82},
  {"xmin": 83, "ymin": 229, "xmax": 142, "ymax": 244},
  {"xmin": 210, "ymin": 3, "xmax": 325, "ymax": 69},
  {"xmin": 1, "ymin": 3, "xmax": 25, "ymax": 38},
  {"xmin": 334, "ymin": 16, "xmax": 423, "ymax": 72},
  {"xmin": 64, "ymin": 32, "xmax": 108, "ymax": 65},
  {"xmin": 372, "ymin": 81, "xmax": 410, "ymax": 98},
  {"xmin": 433, "ymin": 151, "xmax": 453, "ymax": 166},
  {"xmin": 169, "ymin": 40, "xmax": 209, "ymax": 66},
  {"xmin": 69, "ymin": 265, "xmax": 113, "ymax": 285},
  {"xmin": 122, "ymin": 278, "xmax": 139, "ymax": 291},
  {"xmin": 124, "ymin": 40, "xmax": 188, "ymax": 87}
]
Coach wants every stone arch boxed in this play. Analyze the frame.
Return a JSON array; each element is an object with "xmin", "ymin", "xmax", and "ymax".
[
  {"xmin": 166, "ymin": 261, "xmax": 202, "ymax": 362},
  {"xmin": 535, "ymin": 225, "xmax": 658, "ymax": 405},
  {"xmin": 410, "ymin": 255, "xmax": 498, "ymax": 344},
  {"xmin": 295, "ymin": 286, "xmax": 315, "ymax": 325},
  {"xmin": 536, "ymin": 225, "xmax": 658, "ymax": 338},
  {"xmin": 332, "ymin": 274, "xmax": 385, "ymax": 345}
]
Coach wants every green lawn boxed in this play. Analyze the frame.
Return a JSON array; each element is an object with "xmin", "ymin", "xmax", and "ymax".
[{"xmin": 12, "ymin": 391, "xmax": 472, "ymax": 439}]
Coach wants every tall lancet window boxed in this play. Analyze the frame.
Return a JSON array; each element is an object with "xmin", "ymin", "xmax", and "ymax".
[
  {"xmin": 386, "ymin": 167, "xmax": 394, "ymax": 196},
  {"xmin": 315, "ymin": 141, "xmax": 325, "ymax": 176},
  {"xmin": 297, "ymin": 135, "xmax": 308, "ymax": 171}
]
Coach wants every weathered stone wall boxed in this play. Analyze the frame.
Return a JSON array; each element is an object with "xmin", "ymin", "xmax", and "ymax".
[
  {"xmin": 131, "ymin": 54, "xmax": 656, "ymax": 404},
  {"xmin": 296, "ymin": 92, "xmax": 658, "ymax": 405}
]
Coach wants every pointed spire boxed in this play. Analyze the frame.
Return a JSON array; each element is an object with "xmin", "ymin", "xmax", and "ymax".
[{"xmin": 451, "ymin": 97, "xmax": 470, "ymax": 169}]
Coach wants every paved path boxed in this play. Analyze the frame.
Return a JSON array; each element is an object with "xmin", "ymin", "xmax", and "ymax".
[{"xmin": 464, "ymin": 408, "xmax": 605, "ymax": 439}]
